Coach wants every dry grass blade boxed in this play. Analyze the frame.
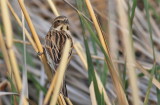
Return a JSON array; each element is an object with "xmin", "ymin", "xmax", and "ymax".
[
  {"xmin": 49, "ymin": 39, "xmax": 71, "ymax": 105},
  {"xmin": 84, "ymin": 0, "xmax": 128, "ymax": 104},
  {"xmin": 17, "ymin": 0, "xmax": 52, "ymax": 81},
  {"xmin": 116, "ymin": 0, "xmax": 140, "ymax": 105},
  {"xmin": 1, "ymin": 0, "xmax": 22, "ymax": 92},
  {"xmin": 47, "ymin": 0, "xmax": 60, "ymax": 16}
]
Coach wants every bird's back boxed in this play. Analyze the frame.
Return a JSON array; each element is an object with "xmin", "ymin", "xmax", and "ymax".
[{"xmin": 44, "ymin": 29, "xmax": 73, "ymax": 71}]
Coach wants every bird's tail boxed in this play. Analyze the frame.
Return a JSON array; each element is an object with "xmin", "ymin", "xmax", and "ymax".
[{"xmin": 61, "ymin": 80, "xmax": 68, "ymax": 97}]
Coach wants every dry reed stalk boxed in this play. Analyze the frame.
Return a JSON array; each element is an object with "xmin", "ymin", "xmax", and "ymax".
[
  {"xmin": 7, "ymin": 1, "xmax": 38, "ymax": 52},
  {"xmin": 20, "ymin": 98, "xmax": 28, "ymax": 105},
  {"xmin": 65, "ymin": 97, "xmax": 73, "ymax": 105},
  {"xmin": 1, "ymin": 0, "xmax": 22, "ymax": 92},
  {"xmin": 74, "ymin": 43, "xmax": 112, "ymax": 105},
  {"xmin": 58, "ymin": 94, "xmax": 67, "ymax": 105},
  {"xmin": 50, "ymin": 40, "xmax": 71, "ymax": 105},
  {"xmin": 8, "ymin": 51, "xmax": 22, "ymax": 90},
  {"xmin": 1, "ymin": 1, "xmax": 12, "ymax": 48},
  {"xmin": 47, "ymin": 0, "xmax": 60, "ymax": 16},
  {"xmin": 11, "ymin": 39, "xmax": 31, "ymax": 45},
  {"xmin": 44, "ymin": 71, "xmax": 58, "ymax": 104},
  {"xmin": 89, "ymin": 82, "xmax": 97, "ymax": 105},
  {"xmin": 57, "ymin": 99, "xmax": 61, "ymax": 105},
  {"xmin": 0, "ymin": 30, "xmax": 12, "ymax": 76},
  {"xmin": 57, "ymin": 95, "xmax": 63, "ymax": 105},
  {"xmin": 84, "ymin": 0, "xmax": 128, "ymax": 104},
  {"xmin": 116, "ymin": 0, "xmax": 140, "ymax": 105},
  {"xmin": 17, "ymin": 0, "xmax": 52, "ymax": 81},
  {"xmin": 44, "ymin": 64, "xmax": 67, "ymax": 105}
]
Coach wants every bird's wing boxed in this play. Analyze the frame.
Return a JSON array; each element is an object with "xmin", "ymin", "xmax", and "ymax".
[
  {"xmin": 45, "ymin": 30, "xmax": 59, "ymax": 71},
  {"xmin": 45, "ymin": 30, "xmax": 73, "ymax": 71}
]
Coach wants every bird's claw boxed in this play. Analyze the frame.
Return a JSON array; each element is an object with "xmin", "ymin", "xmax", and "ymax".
[{"xmin": 37, "ymin": 52, "xmax": 44, "ymax": 56}]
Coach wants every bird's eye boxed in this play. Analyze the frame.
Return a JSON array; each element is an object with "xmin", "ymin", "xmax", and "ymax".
[{"xmin": 57, "ymin": 20, "xmax": 60, "ymax": 23}]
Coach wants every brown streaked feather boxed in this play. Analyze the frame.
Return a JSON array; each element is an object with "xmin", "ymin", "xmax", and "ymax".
[{"xmin": 44, "ymin": 29, "xmax": 73, "ymax": 71}]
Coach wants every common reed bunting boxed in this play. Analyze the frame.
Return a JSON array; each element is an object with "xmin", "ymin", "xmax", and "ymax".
[{"xmin": 44, "ymin": 16, "xmax": 73, "ymax": 97}]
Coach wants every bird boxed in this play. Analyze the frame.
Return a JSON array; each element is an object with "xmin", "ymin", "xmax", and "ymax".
[{"xmin": 44, "ymin": 16, "xmax": 73, "ymax": 97}]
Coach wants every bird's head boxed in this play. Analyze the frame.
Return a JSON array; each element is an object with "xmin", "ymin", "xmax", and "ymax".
[{"xmin": 52, "ymin": 16, "xmax": 69, "ymax": 31}]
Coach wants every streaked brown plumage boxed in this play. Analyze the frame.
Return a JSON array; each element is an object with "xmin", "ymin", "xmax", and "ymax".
[{"xmin": 44, "ymin": 16, "xmax": 73, "ymax": 97}]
